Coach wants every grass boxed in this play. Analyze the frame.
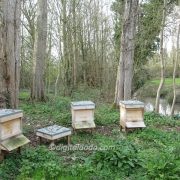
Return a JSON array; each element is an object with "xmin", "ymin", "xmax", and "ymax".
[
  {"xmin": 150, "ymin": 78, "xmax": 180, "ymax": 86},
  {"xmin": 0, "ymin": 90, "xmax": 180, "ymax": 180},
  {"xmin": 136, "ymin": 78, "xmax": 180, "ymax": 103}
]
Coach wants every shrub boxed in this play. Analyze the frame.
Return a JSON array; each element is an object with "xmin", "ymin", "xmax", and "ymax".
[
  {"xmin": 90, "ymin": 140, "xmax": 142, "ymax": 176},
  {"xmin": 144, "ymin": 112, "xmax": 180, "ymax": 127},
  {"xmin": 141, "ymin": 149, "xmax": 180, "ymax": 179},
  {"xmin": 18, "ymin": 146, "xmax": 62, "ymax": 179},
  {"xmin": 0, "ymin": 153, "xmax": 22, "ymax": 180}
]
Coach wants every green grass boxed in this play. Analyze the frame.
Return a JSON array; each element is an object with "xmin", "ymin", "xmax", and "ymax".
[
  {"xmin": 136, "ymin": 78, "xmax": 180, "ymax": 101},
  {"xmin": 150, "ymin": 78, "xmax": 180, "ymax": 85},
  {"xmin": 0, "ymin": 90, "xmax": 179, "ymax": 180}
]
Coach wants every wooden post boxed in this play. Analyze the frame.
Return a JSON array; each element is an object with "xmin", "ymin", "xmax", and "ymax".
[
  {"xmin": 17, "ymin": 147, "xmax": 21, "ymax": 154},
  {"xmin": 39, "ymin": 137, "xmax": 42, "ymax": 145},
  {"xmin": 0, "ymin": 150, "xmax": 5, "ymax": 161},
  {"xmin": 50, "ymin": 140, "xmax": 55, "ymax": 146},
  {"xmin": 120, "ymin": 125, "xmax": 122, "ymax": 131},
  {"xmin": 67, "ymin": 136, "xmax": 71, "ymax": 145}
]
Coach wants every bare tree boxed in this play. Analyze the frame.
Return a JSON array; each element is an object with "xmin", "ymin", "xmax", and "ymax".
[
  {"xmin": 155, "ymin": 0, "xmax": 167, "ymax": 113},
  {"xmin": 20, "ymin": 0, "xmax": 117, "ymax": 97},
  {"xmin": 170, "ymin": 24, "xmax": 180, "ymax": 116},
  {"xmin": 0, "ymin": 0, "xmax": 21, "ymax": 108},
  {"xmin": 31, "ymin": 0, "xmax": 47, "ymax": 101}
]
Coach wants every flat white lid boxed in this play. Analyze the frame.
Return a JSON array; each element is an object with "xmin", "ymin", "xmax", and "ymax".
[
  {"xmin": 119, "ymin": 100, "xmax": 144, "ymax": 107},
  {"xmin": 37, "ymin": 125, "xmax": 71, "ymax": 135},
  {"xmin": 0, "ymin": 109, "xmax": 23, "ymax": 118},
  {"xmin": 71, "ymin": 101, "xmax": 95, "ymax": 107}
]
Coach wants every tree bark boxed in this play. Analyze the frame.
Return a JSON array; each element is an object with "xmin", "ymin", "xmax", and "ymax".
[
  {"xmin": 114, "ymin": 0, "xmax": 138, "ymax": 106},
  {"xmin": 72, "ymin": 0, "xmax": 77, "ymax": 87},
  {"xmin": 0, "ymin": 0, "xmax": 21, "ymax": 108},
  {"xmin": 155, "ymin": 0, "xmax": 167, "ymax": 113},
  {"xmin": 31, "ymin": 0, "xmax": 47, "ymax": 101},
  {"xmin": 170, "ymin": 24, "xmax": 180, "ymax": 116}
]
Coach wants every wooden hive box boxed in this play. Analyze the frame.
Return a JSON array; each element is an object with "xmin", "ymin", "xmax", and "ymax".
[
  {"xmin": 119, "ymin": 100, "xmax": 146, "ymax": 131},
  {"xmin": 71, "ymin": 101, "xmax": 95, "ymax": 130},
  {"xmin": 0, "ymin": 109, "xmax": 30, "ymax": 152}
]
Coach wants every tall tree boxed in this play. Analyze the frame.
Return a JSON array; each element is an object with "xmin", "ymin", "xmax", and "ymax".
[
  {"xmin": 31, "ymin": 0, "xmax": 47, "ymax": 101},
  {"xmin": 0, "ymin": 0, "xmax": 21, "ymax": 108},
  {"xmin": 114, "ymin": 0, "xmax": 139, "ymax": 105},
  {"xmin": 170, "ymin": 23, "xmax": 180, "ymax": 116},
  {"xmin": 155, "ymin": 0, "xmax": 167, "ymax": 113}
]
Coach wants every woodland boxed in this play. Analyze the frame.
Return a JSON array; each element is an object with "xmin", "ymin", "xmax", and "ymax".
[{"xmin": 0, "ymin": 0, "xmax": 180, "ymax": 179}]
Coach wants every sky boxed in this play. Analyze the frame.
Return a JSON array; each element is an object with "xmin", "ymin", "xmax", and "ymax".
[{"xmin": 164, "ymin": 6, "xmax": 180, "ymax": 53}]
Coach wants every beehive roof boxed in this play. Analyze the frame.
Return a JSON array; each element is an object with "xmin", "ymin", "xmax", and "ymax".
[
  {"xmin": 71, "ymin": 101, "xmax": 95, "ymax": 109},
  {"xmin": 0, "ymin": 109, "xmax": 22, "ymax": 118},
  {"xmin": 119, "ymin": 100, "xmax": 144, "ymax": 108}
]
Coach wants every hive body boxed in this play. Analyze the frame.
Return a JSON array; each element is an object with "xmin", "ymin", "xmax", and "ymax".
[
  {"xmin": 0, "ymin": 109, "xmax": 29, "ymax": 152},
  {"xmin": 71, "ymin": 101, "xmax": 96, "ymax": 130},
  {"xmin": 119, "ymin": 101, "xmax": 146, "ymax": 131}
]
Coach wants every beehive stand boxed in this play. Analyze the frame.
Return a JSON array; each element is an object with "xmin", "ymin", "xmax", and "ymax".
[
  {"xmin": 71, "ymin": 101, "xmax": 96, "ymax": 131},
  {"xmin": 0, "ymin": 109, "xmax": 30, "ymax": 160},
  {"xmin": 119, "ymin": 100, "xmax": 146, "ymax": 132},
  {"xmin": 36, "ymin": 125, "xmax": 72, "ymax": 145}
]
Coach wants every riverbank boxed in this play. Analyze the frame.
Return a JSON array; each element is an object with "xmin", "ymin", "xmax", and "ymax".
[{"xmin": 135, "ymin": 78, "xmax": 180, "ymax": 103}]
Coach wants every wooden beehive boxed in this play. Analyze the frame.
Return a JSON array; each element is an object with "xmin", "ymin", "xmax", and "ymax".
[
  {"xmin": 71, "ymin": 101, "xmax": 96, "ymax": 130},
  {"xmin": 119, "ymin": 100, "xmax": 146, "ymax": 131},
  {"xmin": 0, "ymin": 109, "xmax": 30, "ymax": 152}
]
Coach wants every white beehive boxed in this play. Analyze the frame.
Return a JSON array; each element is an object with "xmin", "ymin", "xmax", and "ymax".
[
  {"xmin": 71, "ymin": 101, "xmax": 96, "ymax": 130},
  {"xmin": 0, "ymin": 109, "xmax": 30, "ymax": 152},
  {"xmin": 119, "ymin": 100, "xmax": 146, "ymax": 131}
]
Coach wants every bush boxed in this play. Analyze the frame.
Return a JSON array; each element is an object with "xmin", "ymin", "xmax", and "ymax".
[
  {"xmin": 144, "ymin": 112, "xmax": 180, "ymax": 127},
  {"xmin": 0, "ymin": 146, "xmax": 62, "ymax": 180},
  {"xmin": 89, "ymin": 140, "xmax": 142, "ymax": 177},
  {"xmin": 141, "ymin": 148, "xmax": 180, "ymax": 179},
  {"xmin": 18, "ymin": 146, "xmax": 62, "ymax": 179},
  {"xmin": 0, "ymin": 153, "xmax": 22, "ymax": 180}
]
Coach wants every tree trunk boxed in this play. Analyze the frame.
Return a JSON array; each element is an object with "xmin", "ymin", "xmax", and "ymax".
[
  {"xmin": 61, "ymin": 0, "xmax": 70, "ymax": 95},
  {"xmin": 31, "ymin": 0, "xmax": 47, "ymax": 101},
  {"xmin": 170, "ymin": 24, "xmax": 180, "ymax": 116},
  {"xmin": 155, "ymin": 0, "xmax": 167, "ymax": 113},
  {"xmin": 114, "ymin": 0, "xmax": 138, "ymax": 106},
  {"xmin": 0, "ymin": 0, "xmax": 21, "ymax": 108},
  {"xmin": 72, "ymin": 0, "xmax": 77, "ymax": 87}
]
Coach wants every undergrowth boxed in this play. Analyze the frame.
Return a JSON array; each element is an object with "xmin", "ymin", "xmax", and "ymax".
[{"xmin": 0, "ymin": 90, "xmax": 179, "ymax": 179}]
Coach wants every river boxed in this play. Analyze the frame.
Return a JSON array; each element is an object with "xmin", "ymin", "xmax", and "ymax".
[{"xmin": 140, "ymin": 97, "xmax": 180, "ymax": 116}]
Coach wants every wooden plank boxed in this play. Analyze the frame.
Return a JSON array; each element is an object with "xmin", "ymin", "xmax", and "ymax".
[
  {"xmin": 72, "ymin": 121, "xmax": 96, "ymax": 129},
  {"xmin": 126, "ymin": 121, "xmax": 146, "ymax": 128},
  {"xmin": 1, "ymin": 134, "xmax": 30, "ymax": 151}
]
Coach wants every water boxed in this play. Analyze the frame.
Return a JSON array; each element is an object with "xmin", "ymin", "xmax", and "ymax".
[{"xmin": 140, "ymin": 97, "xmax": 180, "ymax": 116}]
